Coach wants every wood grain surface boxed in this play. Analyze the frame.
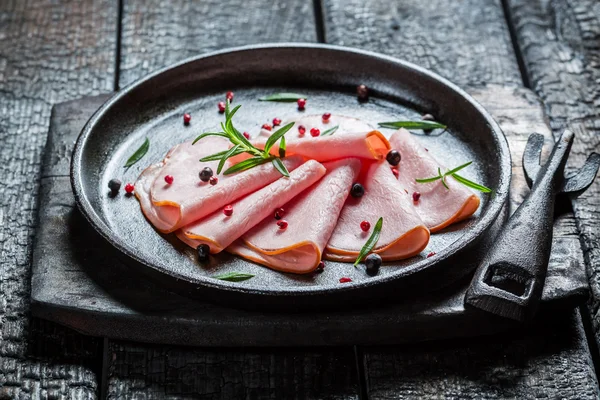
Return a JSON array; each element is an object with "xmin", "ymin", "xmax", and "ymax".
[
  {"xmin": 119, "ymin": 0, "xmax": 317, "ymax": 87},
  {"xmin": 0, "ymin": 0, "xmax": 116, "ymax": 398},
  {"xmin": 322, "ymin": 0, "xmax": 523, "ymax": 87},
  {"xmin": 507, "ymin": 0, "xmax": 600, "ymax": 349}
]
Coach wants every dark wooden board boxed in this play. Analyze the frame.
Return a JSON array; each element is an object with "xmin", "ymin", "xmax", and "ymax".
[
  {"xmin": 0, "ymin": 0, "xmax": 116, "ymax": 398},
  {"xmin": 31, "ymin": 87, "xmax": 588, "ymax": 345},
  {"xmin": 506, "ymin": 0, "xmax": 600, "ymax": 348}
]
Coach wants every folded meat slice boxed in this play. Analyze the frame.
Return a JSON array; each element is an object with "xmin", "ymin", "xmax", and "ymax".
[
  {"xmin": 228, "ymin": 158, "xmax": 361, "ymax": 273},
  {"xmin": 389, "ymin": 129, "xmax": 480, "ymax": 232},
  {"xmin": 135, "ymin": 136, "xmax": 303, "ymax": 233},
  {"xmin": 231, "ymin": 115, "xmax": 389, "ymax": 164},
  {"xmin": 324, "ymin": 160, "xmax": 430, "ymax": 261},
  {"xmin": 176, "ymin": 160, "xmax": 326, "ymax": 253}
]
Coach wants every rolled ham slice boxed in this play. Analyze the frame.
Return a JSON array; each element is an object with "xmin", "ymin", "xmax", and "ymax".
[
  {"xmin": 324, "ymin": 160, "xmax": 430, "ymax": 261},
  {"xmin": 389, "ymin": 129, "xmax": 480, "ymax": 232},
  {"xmin": 176, "ymin": 160, "xmax": 326, "ymax": 253},
  {"xmin": 135, "ymin": 136, "xmax": 303, "ymax": 233},
  {"xmin": 228, "ymin": 158, "xmax": 361, "ymax": 273},
  {"xmin": 231, "ymin": 115, "xmax": 390, "ymax": 164}
]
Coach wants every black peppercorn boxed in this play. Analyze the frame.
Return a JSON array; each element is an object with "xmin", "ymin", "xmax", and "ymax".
[
  {"xmin": 197, "ymin": 244, "xmax": 210, "ymax": 262},
  {"xmin": 108, "ymin": 178, "xmax": 121, "ymax": 193},
  {"xmin": 199, "ymin": 167, "xmax": 213, "ymax": 182},
  {"xmin": 386, "ymin": 150, "xmax": 401, "ymax": 166},
  {"xmin": 365, "ymin": 253, "xmax": 382, "ymax": 276},
  {"xmin": 350, "ymin": 183, "xmax": 365, "ymax": 198}
]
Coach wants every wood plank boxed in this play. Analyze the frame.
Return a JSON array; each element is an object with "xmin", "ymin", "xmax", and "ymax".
[
  {"xmin": 506, "ymin": 0, "xmax": 600, "ymax": 347},
  {"xmin": 109, "ymin": 1, "xmax": 361, "ymax": 398},
  {"xmin": 322, "ymin": 0, "xmax": 523, "ymax": 87},
  {"xmin": 322, "ymin": 1, "xmax": 600, "ymax": 398},
  {"xmin": 0, "ymin": 0, "xmax": 116, "ymax": 397},
  {"xmin": 107, "ymin": 343, "xmax": 359, "ymax": 399},
  {"xmin": 363, "ymin": 309, "xmax": 599, "ymax": 399},
  {"xmin": 119, "ymin": 0, "xmax": 317, "ymax": 87}
]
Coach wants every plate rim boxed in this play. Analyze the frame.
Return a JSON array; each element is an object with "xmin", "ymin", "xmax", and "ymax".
[{"xmin": 71, "ymin": 42, "xmax": 511, "ymax": 297}]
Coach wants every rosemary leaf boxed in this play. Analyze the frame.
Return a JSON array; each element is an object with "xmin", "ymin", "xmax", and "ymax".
[
  {"xmin": 264, "ymin": 122, "xmax": 294, "ymax": 155},
  {"xmin": 192, "ymin": 132, "xmax": 228, "ymax": 145},
  {"xmin": 213, "ymin": 272, "xmax": 255, "ymax": 282},
  {"xmin": 259, "ymin": 93, "xmax": 308, "ymax": 102},
  {"xmin": 378, "ymin": 121, "xmax": 446, "ymax": 130},
  {"xmin": 124, "ymin": 138, "xmax": 150, "ymax": 168},
  {"xmin": 279, "ymin": 136, "xmax": 286, "ymax": 158},
  {"xmin": 452, "ymin": 174, "xmax": 492, "ymax": 193},
  {"xmin": 439, "ymin": 167, "xmax": 449, "ymax": 189},
  {"xmin": 224, "ymin": 156, "xmax": 272, "ymax": 175},
  {"xmin": 354, "ymin": 217, "xmax": 383, "ymax": 267},
  {"xmin": 444, "ymin": 161, "xmax": 472, "ymax": 176},
  {"xmin": 217, "ymin": 144, "xmax": 242, "ymax": 174},
  {"xmin": 320, "ymin": 125, "xmax": 339, "ymax": 137},
  {"xmin": 415, "ymin": 176, "xmax": 442, "ymax": 183},
  {"xmin": 271, "ymin": 157, "xmax": 290, "ymax": 177}
]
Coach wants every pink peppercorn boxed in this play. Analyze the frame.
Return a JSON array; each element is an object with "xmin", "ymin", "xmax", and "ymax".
[
  {"xmin": 412, "ymin": 192, "xmax": 421, "ymax": 202},
  {"xmin": 339, "ymin": 277, "xmax": 352, "ymax": 283},
  {"xmin": 298, "ymin": 125, "xmax": 306, "ymax": 135},
  {"xmin": 183, "ymin": 113, "xmax": 191, "ymax": 125},
  {"xmin": 297, "ymin": 98, "xmax": 306, "ymax": 110},
  {"xmin": 322, "ymin": 112, "xmax": 331, "ymax": 122},
  {"xmin": 272, "ymin": 118, "xmax": 282, "ymax": 126},
  {"xmin": 209, "ymin": 176, "xmax": 218, "ymax": 185},
  {"xmin": 218, "ymin": 101, "xmax": 226, "ymax": 113},
  {"xmin": 310, "ymin": 128, "xmax": 320, "ymax": 137},
  {"xmin": 360, "ymin": 221, "xmax": 371, "ymax": 231},
  {"xmin": 427, "ymin": 252, "xmax": 436, "ymax": 258},
  {"xmin": 164, "ymin": 175, "xmax": 174, "ymax": 185},
  {"xmin": 277, "ymin": 220, "xmax": 288, "ymax": 230},
  {"xmin": 125, "ymin": 183, "xmax": 134, "ymax": 194},
  {"xmin": 226, "ymin": 91, "xmax": 234, "ymax": 102},
  {"xmin": 262, "ymin": 123, "xmax": 272, "ymax": 131},
  {"xmin": 223, "ymin": 205, "xmax": 233, "ymax": 216}
]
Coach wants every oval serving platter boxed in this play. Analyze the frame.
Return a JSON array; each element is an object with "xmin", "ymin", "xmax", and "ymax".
[{"xmin": 71, "ymin": 44, "xmax": 511, "ymax": 310}]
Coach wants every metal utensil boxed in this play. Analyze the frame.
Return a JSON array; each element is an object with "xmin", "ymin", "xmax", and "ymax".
[{"xmin": 465, "ymin": 130, "xmax": 599, "ymax": 321}]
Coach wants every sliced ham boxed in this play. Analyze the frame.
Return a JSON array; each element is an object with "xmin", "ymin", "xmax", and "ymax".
[
  {"xmin": 135, "ymin": 136, "xmax": 303, "ymax": 233},
  {"xmin": 389, "ymin": 129, "xmax": 480, "ymax": 232},
  {"xmin": 176, "ymin": 160, "xmax": 326, "ymax": 253},
  {"xmin": 324, "ymin": 160, "xmax": 430, "ymax": 261},
  {"xmin": 231, "ymin": 115, "xmax": 390, "ymax": 164},
  {"xmin": 228, "ymin": 158, "xmax": 361, "ymax": 273}
]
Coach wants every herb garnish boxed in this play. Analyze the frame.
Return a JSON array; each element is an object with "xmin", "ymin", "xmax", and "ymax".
[
  {"xmin": 124, "ymin": 138, "xmax": 149, "ymax": 168},
  {"xmin": 415, "ymin": 161, "xmax": 492, "ymax": 193},
  {"xmin": 354, "ymin": 217, "xmax": 383, "ymax": 267},
  {"xmin": 378, "ymin": 121, "xmax": 446, "ymax": 130},
  {"xmin": 193, "ymin": 100, "xmax": 292, "ymax": 177},
  {"xmin": 259, "ymin": 93, "xmax": 308, "ymax": 102},
  {"xmin": 320, "ymin": 125, "xmax": 339, "ymax": 137},
  {"xmin": 213, "ymin": 272, "xmax": 255, "ymax": 282}
]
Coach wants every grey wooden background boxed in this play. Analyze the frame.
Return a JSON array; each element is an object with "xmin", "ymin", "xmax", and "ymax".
[{"xmin": 1, "ymin": 0, "xmax": 599, "ymax": 398}]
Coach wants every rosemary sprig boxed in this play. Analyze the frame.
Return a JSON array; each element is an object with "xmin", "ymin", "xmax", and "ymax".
[
  {"xmin": 212, "ymin": 272, "xmax": 255, "ymax": 282},
  {"xmin": 124, "ymin": 138, "xmax": 149, "ymax": 168},
  {"xmin": 378, "ymin": 121, "xmax": 446, "ymax": 130},
  {"xmin": 415, "ymin": 161, "xmax": 492, "ymax": 193},
  {"xmin": 193, "ymin": 100, "xmax": 292, "ymax": 177},
  {"xmin": 320, "ymin": 125, "xmax": 339, "ymax": 137},
  {"xmin": 354, "ymin": 217, "xmax": 383, "ymax": 267},
  {"xmin": 259, "ymin": 93, "xmax": 308, "ymax": 102}
]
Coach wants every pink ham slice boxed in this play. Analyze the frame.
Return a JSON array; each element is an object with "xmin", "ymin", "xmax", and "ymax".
[
  {"xmin": 324, "ymin": 160, "xmax": 430, "ymax": 261},
  {"xmin": 389, "ymin": 129, "xmax": 480, "ymax": 232},
  {"xmin": 176, "ymin": 160, "xmax": 326, "ymax": 253},
  {"xmin": 231, "ymin": 115, "xmax": 390, "ymax": 164},
  {"xmin": 228, "ymin": 158, "xmax": 361, "ymax": 274},
  {"xmin": 135, "ymin": 136, "xmax": 303, "ymax": 233}
]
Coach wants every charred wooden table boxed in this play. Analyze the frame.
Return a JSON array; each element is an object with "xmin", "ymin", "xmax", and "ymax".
[{"xmin": 2, "ymin": 0, "xmax": 600, "ymax": 399}]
